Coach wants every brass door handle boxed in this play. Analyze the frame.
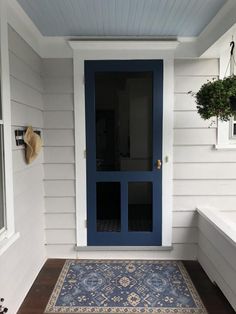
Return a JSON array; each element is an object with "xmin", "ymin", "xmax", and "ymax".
[{"xmin": 156, "ymin": 159, "xmax": 162, "ymax": 170}]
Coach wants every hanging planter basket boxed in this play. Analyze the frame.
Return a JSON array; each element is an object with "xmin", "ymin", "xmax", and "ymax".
[
  {"xmin": 190, "ymin": 75, "xmax": 236, "ymax": 122},
  {"xmin": 190, "ymin": 41, "xmax": 236, "ymax": 121}
]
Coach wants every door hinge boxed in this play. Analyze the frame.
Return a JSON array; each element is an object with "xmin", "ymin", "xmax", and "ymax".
[
  {"xmin": 85, "ymin": 219, "xmax": 87, "ymax": 228},
  {"xmin": 84, "ymin": 149, "xmax": 86, "ymax": 158}
]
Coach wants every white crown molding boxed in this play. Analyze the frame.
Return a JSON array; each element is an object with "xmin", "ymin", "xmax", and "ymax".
[
  {"xmin": 69, "ymin": 40, "xmax": 179, "ymax": 51},
  {"xmin": 5, "ymin": 0, "xmax": 236, "ymax": 59}
]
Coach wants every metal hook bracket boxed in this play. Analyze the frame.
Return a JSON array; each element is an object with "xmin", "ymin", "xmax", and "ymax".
[{"xmin": 230, "ymin": 40, "xmax": 235, "ymax": 56}]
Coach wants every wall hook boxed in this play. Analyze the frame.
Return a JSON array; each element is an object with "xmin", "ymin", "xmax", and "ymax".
[{"xmin": 15, "ymin": 128, "xmax": 41, "ymax": 146}]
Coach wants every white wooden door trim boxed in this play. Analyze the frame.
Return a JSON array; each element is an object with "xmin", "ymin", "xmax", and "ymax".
[{"xmin": 70, "ymin": 41, "xmax": 176, "ymax": 247}]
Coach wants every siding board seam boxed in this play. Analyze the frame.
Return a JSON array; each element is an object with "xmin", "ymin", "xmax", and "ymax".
[
  {"xmin": 46, "ymin": 242, "xmax": 76, "ymax": 245},
  {"xmin": 45, "ymin": 213, "xmax": 76, "ymax": 215},
  {"xmin": 44, "ymin": 162, "xmax": 75, "ymax": 165},
  {"xmin": 173, "ymin": 178, "xmax": 236, "ymax": 181},
  {"xmin": 12, "ymin": 123, "xmax": 43, "ymax": 128},
  {"xmin": 174, "ymin": 162, "xmax": 236, "ymax": 164},
  {"xmin": 10, "ymin": 74, "xmax": 44, "ymax": 94},
  {"xmin": 45, "ymin": 243, "xmax": 75, "ymax": 246},
  {"xmin": 174, "ymin": 195, "xmax": 236, "ymax": 197},
  {"xmin": 173, "ymin": 144, "xmax": 214, "ymax": 147},
  {"xmin": 43, "ymin": 145, "xmax": 75, "ymax": 148},
  {"xmin": 45, "ymin": 195, "xmax": 76, "ymax": 198},
  {"xmin": 43, "ymin": 92, "xmax": 74, "ymax": 95},
  {"xmin": 42, "ymin": 76, "xmax": 73, "ymax": 79},
  {"xmin": 45, "ymin": 196, "xmax": 75, "ymax": 198},
  {"xmin": 172, "ymin": 210, "xmax": 196, "ymax": 212},
  {"xmin": 174, "ymin": 110, "xmax": 197, "ymax": 112},
  {"xmin": 44, "ymin": 179, "xmax": 75, "ymax": 182},
  {"xmin": 44, "ymin": 110, "xmax": 74, "ymax": 112},
  {"xmin": 175, "ymin": 75, "xmax": 218, "ymax": 77},
  {"xmin": 45, "ymin": 228, "xmax": 75, "ymax": 230},
  {"xmin": 44, "ymin": 92, "xmax": 73, "ymax": 96},
  {"xmin": 173, "ymin": 194, "xmax": 236, "ymax": 196},
  {"xmin": 173, "ymin": 127, "xmax": 217, "ymax": 130},
  {"xmin": 11, "ymin": 99, "xmax": 44, "ymax": 112},
  {"xmin": 174, "ymin": 92, "xmax": 195, "ymax": 95},
  {"xmin": 8, "ymin": 48, "xmax": 42, "ymax": 76},
  {"xmin": 43, "ymin": 128, "xmax": 74, "ymax": 130},
  {"xmin": 9, "ymin": 49, "xmax": 42, "ymax": 79}
]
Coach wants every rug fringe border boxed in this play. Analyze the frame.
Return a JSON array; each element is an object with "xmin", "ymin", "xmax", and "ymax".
[{"xmin": 44, "ymin": 260, "xmax": 208, "ymax": 314}]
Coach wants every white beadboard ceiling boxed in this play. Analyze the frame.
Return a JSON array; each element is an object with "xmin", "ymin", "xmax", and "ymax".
[{"xmin": 16, "ymin": 0, "xmax": 227, "ymax": 37}]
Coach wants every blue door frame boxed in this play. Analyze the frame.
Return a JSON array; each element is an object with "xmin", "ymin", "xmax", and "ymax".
[{"xmin": 85, "ymin": 60, "xmax": 163, "ymax": 246}]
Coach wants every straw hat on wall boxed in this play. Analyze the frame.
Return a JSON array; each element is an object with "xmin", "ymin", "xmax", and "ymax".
[{"xmin": 23, "ymin": 126, "xmax": 42, "ymax": 164}]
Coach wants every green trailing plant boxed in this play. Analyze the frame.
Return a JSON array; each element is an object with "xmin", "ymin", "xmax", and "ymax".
[{"xmin": 189, "ymin": 75, "xmax": 236, "ymax": 122}]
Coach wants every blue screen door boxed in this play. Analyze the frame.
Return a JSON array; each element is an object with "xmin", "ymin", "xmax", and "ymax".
[{"xmin": 85, "ymin": 60, "xmax": 163, "ymax": 246}]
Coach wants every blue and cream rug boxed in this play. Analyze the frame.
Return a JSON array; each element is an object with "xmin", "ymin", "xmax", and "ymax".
[{"xmin": 45, "ymin": 260, "xmax": 207, "ymax": 313}]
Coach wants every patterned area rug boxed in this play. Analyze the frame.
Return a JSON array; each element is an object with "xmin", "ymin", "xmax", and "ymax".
[{"xmin": 45, "ymin": 260, "xmax": 207, "ymax": 313}]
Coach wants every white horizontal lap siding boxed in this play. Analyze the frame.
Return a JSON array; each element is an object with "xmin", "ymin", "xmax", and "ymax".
[
  {"xmin": 8, "ymin": 26, "xmax": 41, "ymax": 74},
  {"xmin": 44, "ymin": 111, "xmax": 74, "ymax": 129},
  {"xmin": 42, "ymin": 58, "xmax": 75, "ymax": 257},
  {"xmin": 173, "ymin": 59, "xmax": 217, "ymax": 252},
  {"xmin": 44, "ymin": 164, "xmax": 75, "ymax": 180},
  {"xmin": 44, "ymin": 180, "xmax": 75, "ymax": 197},
  {"xmin": 10, "ymin": 76, "xmax": 44, "ymax": 110},
  {"xmin": 44, "ymin": 146, "xmax": 75, "ymax": 164},
  {"xmin": 174, "ymin": 195, "xmax": 236, "ymax": 211},
  {"xmin": 174, "ymin": 145, "xmax": 236, "ymax": 162},
  {"xmin": 9, "ymin": 51, "xmax": 43, "ymax": 93},
  {"xmin": 174, "ymin": 163, "xmax": 236, "ymax": 179},
  {"xmin": 45, "ymin": 197, "xmax": 75, "ymax": 213},
  {"xmin": 43, "ymin": 129, "xmax": 74, "ymax": 146},
  {"xmin": 173, "ymin": 58, "xmax": 236, "ymax": 252},
  {"xmin": 0, "ymin": 26, "xmax": 45, "ymax": 313},
  {"xmin": 11, "ymin": 100, "xmax": 43, "ymax": 128}
]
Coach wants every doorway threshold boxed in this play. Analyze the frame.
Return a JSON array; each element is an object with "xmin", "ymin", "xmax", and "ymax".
[{"xmin": 75, "ymin": 245, "xmax": 173, "ymax": 251}]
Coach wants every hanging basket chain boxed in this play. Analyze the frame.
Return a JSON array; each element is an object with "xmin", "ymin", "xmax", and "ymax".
[{"xmin": 224, "ymin": 40, "xmax": 236, "ymax": 78}]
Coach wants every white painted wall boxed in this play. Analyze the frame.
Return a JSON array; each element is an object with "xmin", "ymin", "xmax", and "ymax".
[
  {"xmin": 173, "ymin": 58, "xmax": 233, "ymax": 260},
  {"xmin": 174, "ymin": 59, "xmax": 236, "ymax": 212},
  {"xmin": 42, "ymin": 58, "xmax": 76, "ymax": 258},
  {"xmin": 42, "ymin": 57, "xmax": 236, "ymax": 260},
  {"xmin": 0, "ymin": 26, "xmax": 46, "ymax": 313}
]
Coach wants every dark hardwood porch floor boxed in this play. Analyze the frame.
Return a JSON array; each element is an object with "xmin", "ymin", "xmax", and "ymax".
[{"xmin": 17, "ymin": 259, "xmax": 235, "ymax": 314}]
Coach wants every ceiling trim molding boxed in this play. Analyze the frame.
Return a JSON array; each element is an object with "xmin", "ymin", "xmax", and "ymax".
[
  {"xmin": 69, "ymin": 40, "xmax": 179, "ymax": 51},
  {"xmin": 5, "ymin": 0, "xmax": 236, "ymax": 59}
]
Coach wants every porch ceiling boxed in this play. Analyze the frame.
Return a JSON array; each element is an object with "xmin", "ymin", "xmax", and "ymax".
[{"xmin": 16, "ymin": 0, "xmax": 226, "ymax": 38}]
